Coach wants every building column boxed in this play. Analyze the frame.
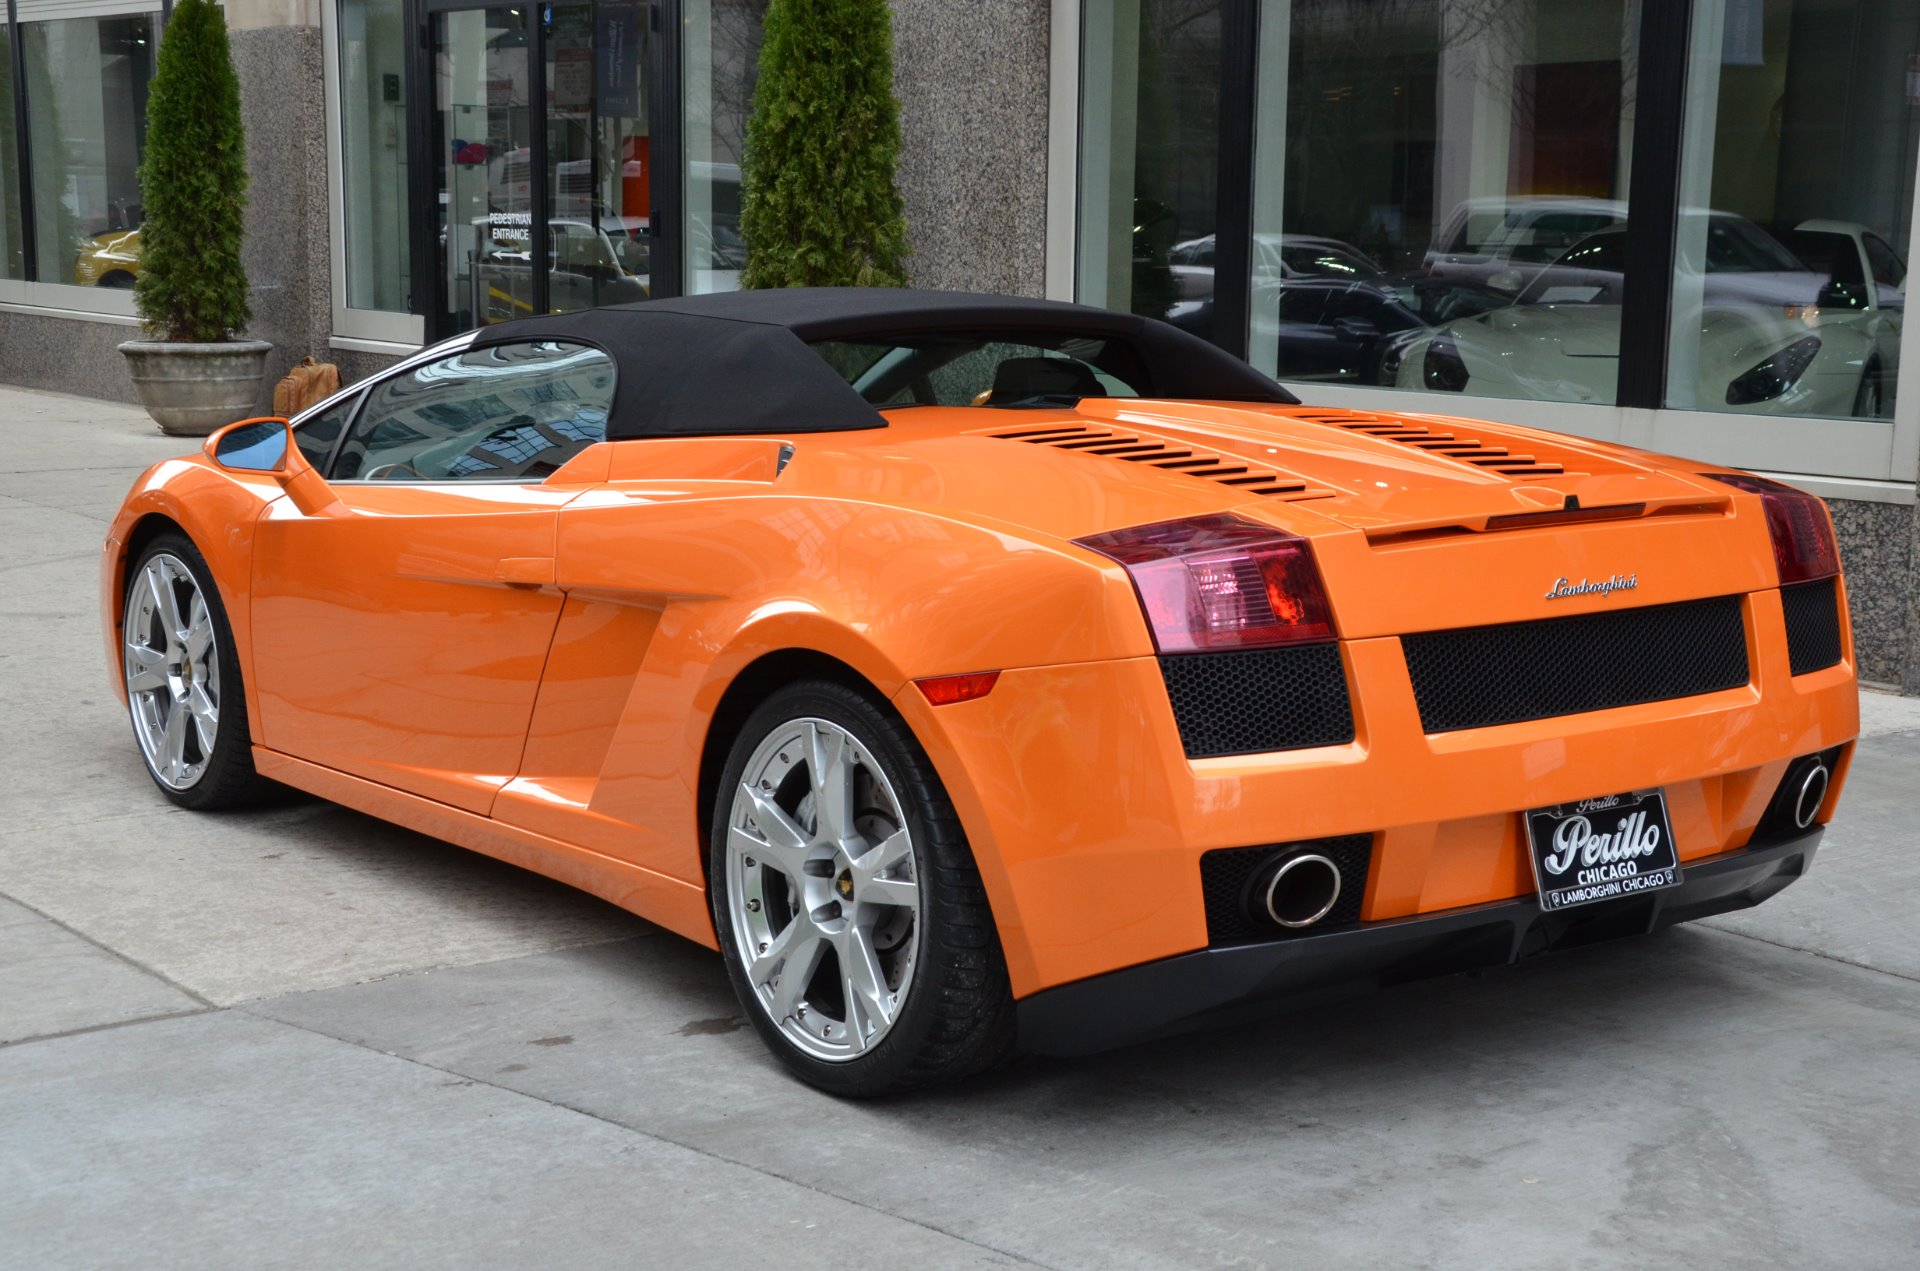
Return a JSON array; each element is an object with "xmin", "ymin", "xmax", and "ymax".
[
  {"xmin": 889, "ymin": 0, "xmax": 1050, "ymax": 296},
  {"xmin": 224, "ymin": 0, "xmax": 333, "ymax": 410},
  {"xmin": 1905, "ymin": 492, "xmax": 1920, "ymax": 694}
]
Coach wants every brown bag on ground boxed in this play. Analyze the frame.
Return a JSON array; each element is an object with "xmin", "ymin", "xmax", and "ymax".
[{"xmin": 273, "ymin": 356, "xmax": 342, "ymax": 417}]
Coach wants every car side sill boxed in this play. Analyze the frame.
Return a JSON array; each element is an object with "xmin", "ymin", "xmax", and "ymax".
[{"xmin": 252, "ymin": 747, "xmax": 719, "ymax": 949}]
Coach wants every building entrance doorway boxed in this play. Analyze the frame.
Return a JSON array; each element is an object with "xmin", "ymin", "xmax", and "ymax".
[{"xmin": 409, "ymin": 0, "xmax": 660, "ymax": 340}]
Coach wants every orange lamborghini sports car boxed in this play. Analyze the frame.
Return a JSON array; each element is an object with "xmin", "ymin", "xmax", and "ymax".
[{"xmin": 103, "ymin": 290, "xmax": 1858, "ymax": 1093}]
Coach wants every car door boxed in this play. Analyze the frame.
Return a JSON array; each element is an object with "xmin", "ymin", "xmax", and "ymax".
[{"xmin": 249, "ymin": 338, "xmax": 616, "ymax": 814}]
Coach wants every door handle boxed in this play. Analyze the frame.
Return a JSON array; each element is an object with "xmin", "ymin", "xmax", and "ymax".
[{"xmin": 495, "ymin": 556, "xmax": 554, "ymax": 588}]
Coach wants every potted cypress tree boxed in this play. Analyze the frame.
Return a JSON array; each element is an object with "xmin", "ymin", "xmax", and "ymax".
[
  {"xmin": 740, "ymin": 0, "xmax": 909, "ymax": 288},
  {"xmin": 118, "ymin": 0, "xmax": 269, "ymax": 435}
]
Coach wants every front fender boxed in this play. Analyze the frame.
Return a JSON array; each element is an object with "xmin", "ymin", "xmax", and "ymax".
[{"xmin": 101, "ymin": 456, "xmax": 283, "ymax": 721}]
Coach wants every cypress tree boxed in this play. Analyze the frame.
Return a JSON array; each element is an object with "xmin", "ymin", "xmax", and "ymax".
[
  {"xmin": 741, "ymin": 0, "xmax": 909, "ymax": 289},
  {"xmin": 135, "ymin": 0, "xmax": 250, "ymax": 341}
]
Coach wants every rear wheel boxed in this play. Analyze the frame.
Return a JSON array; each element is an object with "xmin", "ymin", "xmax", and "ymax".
[
  {"xmin": 709, "ymin": 679, "xmax": 1013, "ymax": 1095},
  {"xmin": 122, "ymin": 534, "xmax": 276, "ymax": 809}
]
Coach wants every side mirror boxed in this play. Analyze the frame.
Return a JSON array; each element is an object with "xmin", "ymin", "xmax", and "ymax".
[
  {"xmin": 1815, "ymin": 280, "xmax": 1866, "ymax": 312},
  {"xmin": 1332, "ymin": 315, "xmax": 1379, "ymax": 342},
  {"xmin": 206, "ymin": 416, "xmax": 293, "ymax": 472},
  {"xmin": 204, "ymin": 416, "xmax": 341, "ymax": 516}
]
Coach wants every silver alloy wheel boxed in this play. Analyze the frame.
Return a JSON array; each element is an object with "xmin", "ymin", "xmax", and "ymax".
[
  {"xmin": 725, "ymin": 717, "xmax": 921, "ymax": 1062},
  {"xmin": 124, "ymin": 553, "xmax": 220, "ymax": 790}
]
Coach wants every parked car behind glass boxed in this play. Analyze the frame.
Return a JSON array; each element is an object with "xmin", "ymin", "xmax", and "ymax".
[{"xmin": 1397, "ymin": 213, "xmax": 1899, "ymax": 417}]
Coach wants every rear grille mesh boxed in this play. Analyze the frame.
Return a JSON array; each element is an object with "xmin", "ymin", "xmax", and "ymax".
[
  {"xmin": 1201, "ymin": 835, "xmax": 1374, "ymax": 945},
  {"xmin": 1781, "ymin": 577, "xmax": 1843, "ymax": 676},
  {"xmin": 1402, "ymin": 595, "xmax": 1749, "ymax": 733},
  {"xmin": 1159, "ymin": 644, "xmax": 1355, "ymax": 758}
]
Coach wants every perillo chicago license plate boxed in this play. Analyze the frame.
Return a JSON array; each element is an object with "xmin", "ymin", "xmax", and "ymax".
[{"xmin": 1523, "ymin": 790, "xmax": 1681, "ymax": 911}]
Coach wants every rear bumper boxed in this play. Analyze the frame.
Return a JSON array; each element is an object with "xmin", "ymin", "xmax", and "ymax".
[{"xmin": 1015, "ymin": 825, "xmax": 1821, "ymax": 1057}]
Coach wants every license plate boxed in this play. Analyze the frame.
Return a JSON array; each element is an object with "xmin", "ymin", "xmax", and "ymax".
[{"xmin": 1523, "ymin": 790, "xmax": 1681, "ymax": 912}]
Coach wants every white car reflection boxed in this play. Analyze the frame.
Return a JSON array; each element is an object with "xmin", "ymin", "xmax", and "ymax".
[{"xmin": 1393, "ymin": 213, "xmax": 1900, "ymax": 418}]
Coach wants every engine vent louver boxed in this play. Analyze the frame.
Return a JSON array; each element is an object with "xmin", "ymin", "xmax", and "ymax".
[
  {"xmin": 1288, "ymin": 410, "xmax": 1571, "ymax": 479},
  {"xmin": 992, "ymin": 426, "xmax": 1335, "ymax": 500}
]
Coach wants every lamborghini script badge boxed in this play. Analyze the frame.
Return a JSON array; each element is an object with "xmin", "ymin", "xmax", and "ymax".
[{"xmin": 1545, "ymin": 573, "xmax": 1638, "ymax": 600}]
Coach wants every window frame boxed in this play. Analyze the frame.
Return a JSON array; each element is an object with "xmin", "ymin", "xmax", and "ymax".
[
  {"xmin": 0, "ymin": 0, "xmax": 165, "ymax": 315},
  {"xmin": 321, "ymin": 0, "xmax": 425, "ymax": 348},
  {"xmin": 1058, "ymin": 0, "xmax": 1920, "ymax": 497},
  {"xmin": 323, "ymin": 334, "xmax": 617, "ymax": 486}
]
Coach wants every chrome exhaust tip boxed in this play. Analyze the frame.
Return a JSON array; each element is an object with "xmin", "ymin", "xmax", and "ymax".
[
  {"xmin": 1262, "ymin": 853, "xmax": 1343, "ymax": 929},
  {"xmin": 1792, "ymin": 763, "xmax": 1830, "ymax": 830}
]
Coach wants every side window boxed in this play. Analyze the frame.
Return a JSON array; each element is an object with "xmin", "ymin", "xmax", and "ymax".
[
  {"xmin": 1275, "ymin": 285, "xmax": 1329, "ymax": 325},
  {"xmin": 1864, "ymin": 234, "xmax": 1904, "ymax": 288},
  {"xmin": 294, "ymin": 392, "xmax": 361, "ymax": 471},
  {"xmin": 332, "ymin": 341, "xmax": 615, "ymax": 482}
]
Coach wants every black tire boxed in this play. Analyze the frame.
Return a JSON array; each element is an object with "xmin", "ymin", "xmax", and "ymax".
[
  {"xmin": 708, "ymin": 678, "xmax": 1014, "ymax": 1096},
  {"xmin": 1854, "ymin": 358, "xmax": 1888, "ymax": 419},
  {"xmin": 122, "ymin": 533, "xmax": 278, "ymax": 810}
]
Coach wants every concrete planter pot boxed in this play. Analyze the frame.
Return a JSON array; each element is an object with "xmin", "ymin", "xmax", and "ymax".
[{"xmin": 118, "ymin": 339, "xmax": 273, "ymax": 436}]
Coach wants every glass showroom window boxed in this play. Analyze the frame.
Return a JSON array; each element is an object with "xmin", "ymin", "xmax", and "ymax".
[
  {"xmin": 1247, "ymin": 0, "xmax": 1640, "ymax": 399},
  {"xmin": 684, "ymin": 0, "xmax": 764, "ymax": 294},
  {"xmin": 1668, "ymin": 0, "xmax": 1914, "ymax": 423},
  {"xmin": 339, "ymin": 0, "xmax": 409, "ymax": 314},
  {"xmin": 1077, "ymin": 0, "xmax": 1221, "ymax": 337},
  {"xmin": 1, "ymin": 22, "xmax": 24, "ymax": 280},
  {"xmin": 21, "ymin": 7, "xmax": 157, "ymax": 291}
]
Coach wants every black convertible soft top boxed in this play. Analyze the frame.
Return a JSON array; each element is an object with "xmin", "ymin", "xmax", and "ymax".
[{"xmin": 469, "ymin": 288, "xmax": 1298, "ymax": 440}]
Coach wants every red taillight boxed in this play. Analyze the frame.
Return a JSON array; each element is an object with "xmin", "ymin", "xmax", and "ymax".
[
  {"xmin": 916, "ymin": 671, "xmax": 1000, "ymax": 705},
  {"xmin": 1704, "ymin": 473, "xmax": 1840, "ymax": 585},
  {"xmin": 1074, "ymin": 514, "xmax": 1336, "ymax": 652}
]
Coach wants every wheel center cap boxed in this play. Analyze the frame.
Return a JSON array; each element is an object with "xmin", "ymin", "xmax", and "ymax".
[{"xmin": 835, "ymin": 870, "xmax": 854, "ymax": 900}]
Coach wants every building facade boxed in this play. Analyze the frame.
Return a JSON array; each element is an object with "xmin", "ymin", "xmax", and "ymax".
[{"xmin": 2, "ymin": 0, "xmax": 1916, "ymax": 688}]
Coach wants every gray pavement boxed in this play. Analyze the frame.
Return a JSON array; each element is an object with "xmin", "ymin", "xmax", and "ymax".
[{"xmin": 2, "ymin": 383, "xmax": 1917, "ymax": 1269}]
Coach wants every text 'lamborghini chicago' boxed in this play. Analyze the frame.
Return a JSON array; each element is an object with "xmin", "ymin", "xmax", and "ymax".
[{"xmin": 102, "ymin": 289, "xmax": 1858, "ymax": 1094}]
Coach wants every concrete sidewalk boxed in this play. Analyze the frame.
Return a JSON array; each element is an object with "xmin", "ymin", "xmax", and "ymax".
[{"xmin": 2, "ymin": 383, "xmax": 1917, "ymax": 1269}]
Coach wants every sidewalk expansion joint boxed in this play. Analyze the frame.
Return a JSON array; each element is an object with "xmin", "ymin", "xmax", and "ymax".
[
  {"xmin": 1, "ymin": 1006, "xmax": 222, "ymax": 1051},
  {"xmin": 0, "ymin": 886, "xmax": 217, "ymax": 1008},
  {"xmin": 244, "ymin": 1007, "xmax": 1061, "ymax": 1271},
  {"xmin": 1698, "ymin": 921, "xmax": 1920, "ymax": 987}
]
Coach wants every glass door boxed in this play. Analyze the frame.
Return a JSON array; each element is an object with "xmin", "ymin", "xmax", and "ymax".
[
  {"xmin": 544, "ymin": 0, "xmax": 652, "ymax": 313},
  {"xmin": 413, "ymin": 0, "xmax": 654, "ymax": 341}
]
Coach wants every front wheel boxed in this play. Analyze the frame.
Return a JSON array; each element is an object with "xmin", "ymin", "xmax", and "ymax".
[
  {"xmin": 122, "ymin": 533, "xmax": 277, "ymax": 809},
  {"xmin": 709, "ymin": 679, "xmax": 1013, "ymax": 1095}
]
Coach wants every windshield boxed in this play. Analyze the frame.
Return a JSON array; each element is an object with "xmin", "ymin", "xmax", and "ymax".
[
  {"xmin": 1515, "ymin": 232, "xmax": 1629, "ymax": 305},
  {"xmin": 1515, "ymin": 217, "xmax": 1808, "ymax": 307},
  {"xmin": 1696, "ymin": 218, "xmax": 1806, "ymax": 273},
  {"xmin": 812, "ymin": 333, "xmax": 1151, "ymax": 408}
]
